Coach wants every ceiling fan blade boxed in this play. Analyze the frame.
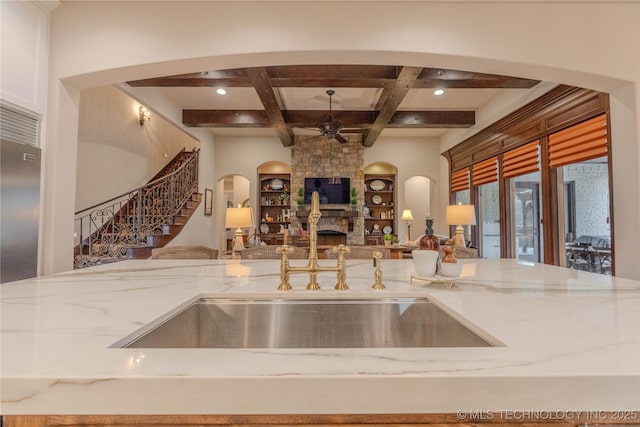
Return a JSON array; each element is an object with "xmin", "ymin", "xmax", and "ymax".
[{"xmin": 335, "ymin": 134, "xmax": 348, "ymax": 144}]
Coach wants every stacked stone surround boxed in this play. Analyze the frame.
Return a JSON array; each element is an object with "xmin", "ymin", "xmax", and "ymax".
[{"xmin": 290, "ymin": 135, "xmax": 364, "ymax": 245}]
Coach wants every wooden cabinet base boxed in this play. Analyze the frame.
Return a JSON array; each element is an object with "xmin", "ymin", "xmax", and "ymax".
[{"xmin": 4, "ymin": 413, "xmax": 639, "ymax": 427}]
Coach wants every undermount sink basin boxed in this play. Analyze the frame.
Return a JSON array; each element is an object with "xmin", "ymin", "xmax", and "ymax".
[{"xmin": 113, "ymin": 298, "xmax": 498, "ymax": 349}]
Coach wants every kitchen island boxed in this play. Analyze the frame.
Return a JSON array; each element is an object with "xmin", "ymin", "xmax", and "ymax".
[{"xmin": 1, "ymin": 258, "xmax": 639, "ymax": 426}]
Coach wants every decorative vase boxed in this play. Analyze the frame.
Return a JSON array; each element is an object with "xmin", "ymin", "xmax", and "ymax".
[
  {"xmin": 419, "ymin": 218, "xmax": 440, "ymax": 251},
  {"xmin": 441, "ymin": 246, "xmax": 457, "ymax": 263},
  {"xmin": 440, "ymin": 246, "xmax": 462, "ymax": 277}
]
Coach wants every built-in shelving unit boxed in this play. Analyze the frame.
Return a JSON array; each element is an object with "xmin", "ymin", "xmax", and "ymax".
[
  {"xmin": 258, "ymin": 173, "xmax": 291, "ymax": 244},
  {"xmin": 364, "ymin": 173, "xmax": 396, "ymax": 244}
]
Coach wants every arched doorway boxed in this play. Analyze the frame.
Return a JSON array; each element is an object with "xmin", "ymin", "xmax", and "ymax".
[
  {"xmin": 217, "ymin": 174, "xmax": 251, "ymax": 252},
  {"xmin": 403, "ymin": 175, "xmax": 436, "ymax": 244}
]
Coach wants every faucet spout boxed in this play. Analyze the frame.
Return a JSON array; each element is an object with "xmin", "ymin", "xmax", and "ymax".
[{"xmin": 278, "ymin": 191, "xmax": 349, "ymax": 290}]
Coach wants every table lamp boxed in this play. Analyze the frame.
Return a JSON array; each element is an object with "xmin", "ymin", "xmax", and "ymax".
[
  {"xmin": 445, "ymin": 204, "xmax": 476, "ymax": 247},
  {"xmin": 400, "ymin": 209, "xmax": 414, "ymax": 245},
  {"xmin": 225, "ymin": 207, "xmax": 253, "ymax": 256}
]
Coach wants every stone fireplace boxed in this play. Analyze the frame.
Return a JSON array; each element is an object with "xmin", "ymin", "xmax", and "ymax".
[{"xmin": 290, "ymin": 135, "xmax": 364, "ymax": 245}]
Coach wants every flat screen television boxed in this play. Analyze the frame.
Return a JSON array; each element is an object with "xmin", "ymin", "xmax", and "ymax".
[{"xmin": 304, "ymin": 177, "xmax": 351, "ymax": 204}]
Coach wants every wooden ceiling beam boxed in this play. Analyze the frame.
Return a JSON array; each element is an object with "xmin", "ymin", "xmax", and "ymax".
[
  {"xmin": 285, "ymin": 110, "xmax": 376, "ymax": 128},
  {"xmin": 363, "ymin": 66, "xmax": 423, "ymax": 147},
  {"xmin": 245, "ymin": 67, "xmax": 293, "ymax": 146},
  {"xmin": 388, "ymin": 111, "xmax": 475, "ymax": 128},
  {"xmin": 127, "ymin": 66, "xmax": 538, "ymax": 89},
  {"xmin": 182, "ymin": 110, "xmax": 270, "ymax": 127},
  {"xmin": 183, "ymin": 110, "xmax": 474, "ymax": 129},
  {"xmin": 412, "ymin": 78, "xmax": 539, "ymax": 89},
  {"xmin": 266, "ymin": 65, "xmax": 401, "ymax": 79},
  {"xmin": 127, "ymin": 70, "xmax": 251, "ymax": 87}
]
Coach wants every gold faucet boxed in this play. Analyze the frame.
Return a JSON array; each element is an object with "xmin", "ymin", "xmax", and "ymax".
[{"xmin": 277, "ymin": 191, "xmax": 349, "ymax": 291}]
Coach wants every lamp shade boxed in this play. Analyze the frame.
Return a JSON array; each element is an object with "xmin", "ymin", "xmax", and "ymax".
[
  {"xmin": 445, "ymin": 204, "xmax": 476, "ymax": 226},
  {"xmin": 225, "ymin": 207, "xmax": 253, "ymax": 229},
  {"xmin": 400, "ymin": 209, "xmax": 414, "ymax": 221}
]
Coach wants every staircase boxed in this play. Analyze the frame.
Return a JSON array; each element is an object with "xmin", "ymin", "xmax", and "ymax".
[{"xmin": 74, "ymin": 149, "xmax": 200, "ymax": 269}]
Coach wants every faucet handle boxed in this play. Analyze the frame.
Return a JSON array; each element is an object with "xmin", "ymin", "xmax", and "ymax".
[
  {"xmin": 276, "ymin": 245, "xmax": 294, "ymax": 256},
  {"xmin": 372, "ymin": 251, "xmax": 385, "ymax": 290},
  {"xmin": 277, "ymin": 245, "xmax": 294, "ymax": 291},
  {"xmin": 333, "ymin": 245, "xmax": 350, "ymax": 291},
  {"xmin": 333, "ymin": 244, "xmax": 351, "ymax": 255}
]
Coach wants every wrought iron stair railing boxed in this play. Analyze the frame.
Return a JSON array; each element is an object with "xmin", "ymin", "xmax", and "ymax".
[{"xmin": 74, "ymin": 150, "xmax": 199, "ymax": 268}]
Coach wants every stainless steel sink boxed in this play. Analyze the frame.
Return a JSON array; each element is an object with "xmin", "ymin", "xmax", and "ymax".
[{"xmin": 114, "ymin": 298, "xmax": 497, "ymax": 348}]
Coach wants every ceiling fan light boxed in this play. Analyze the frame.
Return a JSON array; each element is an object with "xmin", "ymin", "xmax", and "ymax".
[
  {"xmin": 216, "ymin": 88, "xmax": 227, "ymax": 95},
  {"xmin": 434, "ymin": 89, "xmax": 445, "ymax": 96}
]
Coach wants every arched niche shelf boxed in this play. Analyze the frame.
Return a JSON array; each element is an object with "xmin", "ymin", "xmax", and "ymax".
[
  {"xmin": 258, "ymin": 161, "xmax": 291, "ymax": 174},
  {"xmin": 363, "ymin": 162, "xmax": 398, "ymax": 244},
  {"xmin": 257, "ymin": 161, "xmax": 292, "ymax": 244},
  {"xmin": 364, "ymin": 162, "xmax": 397, "ymax": 175}
]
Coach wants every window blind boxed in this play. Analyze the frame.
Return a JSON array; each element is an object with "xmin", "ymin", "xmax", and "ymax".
[
  {"xmin": 450, "ymin": 167, "xmax": 470, "ymax": 192},
  {"xmin": 548, "ymin": 114, "xmax": 607, "ymax": 168},
  {"xmin": 0, "ymin": 104, "xmax": 40, "ymax": 147},
  {"xmin": 503, "ymin": 140, "xmax": 540, "ymax": 178},
  {"xmin": 472, "ymin": 156, "xmax": 498, "ymax": 186}
]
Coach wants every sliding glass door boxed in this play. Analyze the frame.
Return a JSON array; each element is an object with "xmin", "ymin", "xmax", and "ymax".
[{"xmin": 511, "ymin": 174, "xmax": 543, "ymax": 263}]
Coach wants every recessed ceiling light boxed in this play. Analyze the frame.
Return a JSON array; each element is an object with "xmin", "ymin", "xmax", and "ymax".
[
  {"xmin": 216, "ymin": 88, "xmax": 227, "ymax": 95},
  {"xmin": 434, "ymin": 89, "xmax": 445, "ymax": 96}
]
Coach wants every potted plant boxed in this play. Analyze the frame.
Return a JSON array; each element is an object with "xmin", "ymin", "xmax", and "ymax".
[
  {"xmin": 297, "ymin": 188, "xmax": 304, "ymax": 205},
  {"xmin": 384, "ymin": 233, "xmax": 392, "ymax": 246},
  {"xmin": 278, "ymin": 192, "xmax": 290, "ymax": 205},
  {"xmin": 392, "ymin": 237, "xmax": 400, "ymax": 246},
  {"xmin": 350, "ymin": 187, "xmax": 357, "ymax": 206}
]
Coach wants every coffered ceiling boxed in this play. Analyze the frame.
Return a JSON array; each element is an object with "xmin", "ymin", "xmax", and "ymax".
[{"xmin": 126, "ymin": 65, "xmax": 540, "ymax": 147}]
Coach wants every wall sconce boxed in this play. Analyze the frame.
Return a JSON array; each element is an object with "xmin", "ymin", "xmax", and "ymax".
[{"xmin": 138, "ymin": 105, "xmax": 151, "ymax": 126}]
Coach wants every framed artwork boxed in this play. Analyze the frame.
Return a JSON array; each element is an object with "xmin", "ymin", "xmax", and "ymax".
[{"xmin": 204, "ymin": 188, "xmax": 213, "ymax": 216}]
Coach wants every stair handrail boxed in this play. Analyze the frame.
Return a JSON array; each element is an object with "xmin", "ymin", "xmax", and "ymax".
[
  {"xmin": 74, "ymin": 150, "xmax": 199, "ymax": 216},
  {"xmin": 74, "ymin": 150, "xmax": 199, "ymax": 268}
]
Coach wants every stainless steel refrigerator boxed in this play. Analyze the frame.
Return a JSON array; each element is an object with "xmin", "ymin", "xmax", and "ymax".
[{"xmin": 1, "ymin": 139, "xmax": 41, "ymax": 283}]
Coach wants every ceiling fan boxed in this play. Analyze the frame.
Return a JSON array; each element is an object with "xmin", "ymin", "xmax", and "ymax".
[{"xmin": 315, "ymin": 89, "xmax": 348, "ymax": 144}]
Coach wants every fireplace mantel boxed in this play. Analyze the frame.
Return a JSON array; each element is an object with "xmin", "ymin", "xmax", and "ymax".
[{"xmin": 295, "ymin": 208, "xmax": 360, "ymax": 232}]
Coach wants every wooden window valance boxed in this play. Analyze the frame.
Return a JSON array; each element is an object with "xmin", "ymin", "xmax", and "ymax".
[
  {"xmin": 450, "ymin": 167, "xmax": 470, "ymax": 192},
  {"xmin": 472, "ymin": 156, "xmax": 498, "ymax": 186},
  {"xmin": 548, "ymin": 114, "xmax": 608, "ymax": 168},
  {"xmin": 503, "ymin": 140, "xmax": 540, "ymax": 178}
]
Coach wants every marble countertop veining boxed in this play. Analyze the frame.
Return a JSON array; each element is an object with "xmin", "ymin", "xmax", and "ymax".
[{"xmin": 1, "ymin": 258, "xmax": 639, "ymax": 414}]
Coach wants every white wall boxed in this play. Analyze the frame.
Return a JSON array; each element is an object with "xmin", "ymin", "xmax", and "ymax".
[
  {"xmin": 76, "ymin": 86, "xmax": 198, "ymax": 210},
  {"xmin": 37, "ymin": 1, "xmax": 640, "ymax": 278}
]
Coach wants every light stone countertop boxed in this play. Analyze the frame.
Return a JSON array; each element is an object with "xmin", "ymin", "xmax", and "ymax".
[{"xmin": 1, "ymin": 258, "xmax": 639, "ymax": 415}]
